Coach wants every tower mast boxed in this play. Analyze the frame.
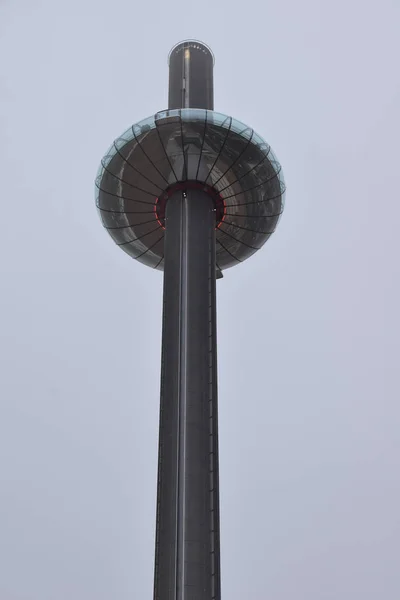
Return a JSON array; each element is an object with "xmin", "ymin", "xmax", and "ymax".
[{"xmin": 154, "ymin": 40, "xmax": 221, "ymax": 600}]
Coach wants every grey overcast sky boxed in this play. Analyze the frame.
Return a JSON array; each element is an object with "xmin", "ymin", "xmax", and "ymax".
[{"xmin": 1, "ymin": 1, "xmax": 399, "ymax": 598}]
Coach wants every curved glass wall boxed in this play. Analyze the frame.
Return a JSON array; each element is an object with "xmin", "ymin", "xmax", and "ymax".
[{"xmin": 95, "ymin": 109, "xmax": 286, "ymax": 271}]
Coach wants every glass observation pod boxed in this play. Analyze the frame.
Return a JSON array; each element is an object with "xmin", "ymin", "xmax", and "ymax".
[{"xmin": 95, "ymin": 109, "xmax": 286, "ymax": 271}]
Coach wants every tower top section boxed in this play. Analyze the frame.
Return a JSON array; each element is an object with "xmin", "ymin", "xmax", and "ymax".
[
  {"xmin": 95, "ymin": 42, "xmax": 286, "ymax": 274},
  {"xmin": 168, "ymin": 40, "xmax": 215, "ymax": 66},
  {"xmin": 168, "ymin": 39, "xmax": 214, "ymax": 110}
]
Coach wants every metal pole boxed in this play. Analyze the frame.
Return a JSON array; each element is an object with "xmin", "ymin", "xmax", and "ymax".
[
  {"xmin": 154, "ymin": 41, "xmax": 220, "ymax": 599},
  {"xmin": 154, "ymin": 190, "xmax": 221, "ymax": 599}
]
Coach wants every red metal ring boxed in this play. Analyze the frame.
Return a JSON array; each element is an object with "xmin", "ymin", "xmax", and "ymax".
[{"xmin": 155, "ymin": 181, "xmax": 225, "ymax": 229}]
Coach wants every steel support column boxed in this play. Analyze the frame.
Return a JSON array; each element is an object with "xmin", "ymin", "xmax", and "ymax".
[{"xmin": 153, "ymin": 189, "xmax": 221, "ymax": 600}]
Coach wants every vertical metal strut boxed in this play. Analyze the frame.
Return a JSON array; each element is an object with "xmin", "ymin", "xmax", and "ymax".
[{"xmin": 154, "ymin": 190, "xmax": 221, "ymax": 600}]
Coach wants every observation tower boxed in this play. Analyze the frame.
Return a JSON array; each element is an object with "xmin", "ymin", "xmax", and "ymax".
[{"xmin": 95, "ymin": 40, "xmax": 285, "ymax": 600}]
